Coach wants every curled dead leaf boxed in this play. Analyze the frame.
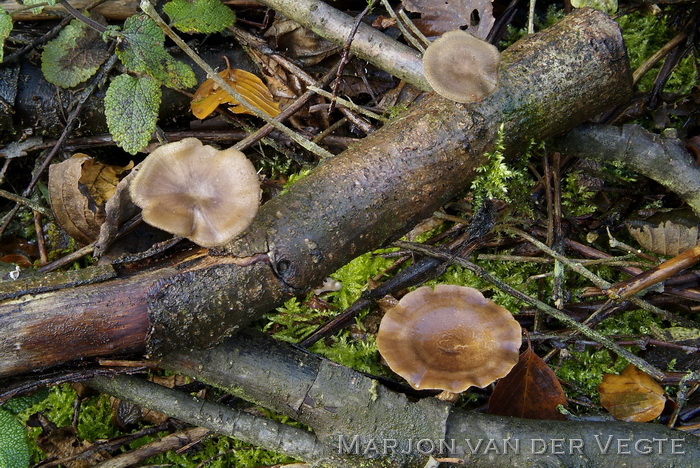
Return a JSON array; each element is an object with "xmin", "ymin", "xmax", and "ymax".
[
  {"xmin": 48, "ymin": 154, "xmax": 133, "ymax": 244},
  {"xmin": 191, "ymin": 66, "xmax": 281, "ymax": 119},
  {"xmin": 598, "ymin": 364, "xmax": 667, "ymax": 423}
]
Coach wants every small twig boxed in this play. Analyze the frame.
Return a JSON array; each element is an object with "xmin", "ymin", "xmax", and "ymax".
[
  {"xmin": 507, "ymin": 227, "xmax": 692, "ymax": 326},
  {"xmin": 33, "ymin": 210, "xmax": 48, "ymax": 264},
  {"xmin": 0, "ymin": 188, "xmax": 52, "ymax": 216},
  {"xmin": 139, "ymin": 0, "xmax": 334, "ymax": 160},
  {"xmin": 308, "ymin": 86, "xmax": 387, "ymax": 122},
  {"xmin": 328, "ymin": 0, "xmax": 376, "ymax": 114},
  {"xmin": 392, "ymin": 239, "xmax": 667, "ymax": 381},
  {"xmin": 379, "ymin": 0, "xmax": 426, "ymax": 53},
  {"xmin": 632, "ymin": 31, "xmax": 688, "ymax": 86},
  {"xmin": 398, "ymin": 8, "xmax": 430, "ymax": 48},
  {"xmin": 59, "ymin": 0, "xmax": 107, "ymax": 33},
  {"xmin": 2, "ymin": 15, "xmax": 72, "ymax": 64}
]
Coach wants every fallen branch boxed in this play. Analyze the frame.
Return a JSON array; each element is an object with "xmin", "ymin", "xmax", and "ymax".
[
  {"xmin": 0, "ymin": 9, "xmax": 632, "ymax": 377},
  {"xmin": 552, "ymin": 123, "xmax": 700, "ymax": 216},
  {"xmin": 91, "ymin": 329, "xmax": 700, "ymax": 467}
]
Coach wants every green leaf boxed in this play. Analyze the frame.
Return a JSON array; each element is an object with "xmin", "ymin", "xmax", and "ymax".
[
  {"xmin": 41, "ymin": 14, "xmax": 110, "ymax": 88},
  {"xmin": 116, "ymin": 15, "xmax": 196, "ymax": 89},
  {"xmin": 0, "ymin": 8, "xmax": 11, "ymax": 63},
  {"xmin": 105, "ymin": 74, "xmax": 161, "ymax": 154},
  {"xmin": 0, "ymin": 388, "xmax": 50, "ymax": 415},
  {"xmin": 19, "ymin": 0, "xmax": 56, "ymax": 14},
  {"xmin": 164, "ymin": 0, "xmax": 236, "ymax": 34},
  {"xmin": 0, "ymin": 408, "xmax": 29, "ymax": 468}
]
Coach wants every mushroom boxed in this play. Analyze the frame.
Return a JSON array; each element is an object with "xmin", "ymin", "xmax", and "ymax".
[
  {"xmin": 422, "ymin": 30, "xmax": 500, "ymax": 103},
  {"xmin": 376, "ymin": 284, "xmax": 521, "ymax": 400},
  {"xmin": 129, "ymin": 138, "xmax": 261, "ymax": 248}
]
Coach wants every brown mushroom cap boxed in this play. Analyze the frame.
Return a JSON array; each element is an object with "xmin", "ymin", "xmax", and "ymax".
[
  {"xmin": 376, "ymin": 284, "xmax": 521, "ymax": 393},
  {"xmin": 422, "ymin": 30, "xmax": 500, "ymax": 103},
  {"xmin": 129, "ymin": 138, "xmax": 261, "ymax": 248}
]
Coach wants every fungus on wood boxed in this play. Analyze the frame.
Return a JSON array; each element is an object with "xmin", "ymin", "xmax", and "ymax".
[
  {"xmin": 376, "ymin": 284, "xmax": 522, "ymax": 400},
  {"xmin": 422, "ymin": 30, "xmax": 500, "ymax": 103},
  {"xmin": 129, "ymin": 138, "xmax": 261, "ymax": 248}
]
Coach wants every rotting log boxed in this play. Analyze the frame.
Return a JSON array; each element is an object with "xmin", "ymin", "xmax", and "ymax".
[
  {"xmin": 0, "ymin": 9, "xmax": 632, "ymax": 378},
  {"xmin": 90, "ymin": 329, "xmax": 700, "ymax": 467}
]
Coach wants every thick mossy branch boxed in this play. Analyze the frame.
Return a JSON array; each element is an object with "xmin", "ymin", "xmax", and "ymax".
[{"xmin": 0, "ymin": 9, "xmax": 632, "ymax": 375}]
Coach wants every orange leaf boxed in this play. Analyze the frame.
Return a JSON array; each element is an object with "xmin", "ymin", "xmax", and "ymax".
[
  {"xmin": 487, "ymin": 347, "xmax": 567, "ymax": 420},
  {"xmin": 191, "ymin": 67, "xmax": 281, "ymax": 119},
  {"xmin": 598, "ymin": 364, "xmax": 666, "ymax": 422}
]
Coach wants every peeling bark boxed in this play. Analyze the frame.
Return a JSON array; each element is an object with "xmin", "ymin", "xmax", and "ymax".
[{"xmin": 0, "ymin": 9, "xmax": 633, "ymax": 377}]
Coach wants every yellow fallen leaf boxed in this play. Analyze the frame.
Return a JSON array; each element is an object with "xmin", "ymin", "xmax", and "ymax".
[
  {"xmin": 598, "ymin": 364, "xmax": 667, "ymax": 422},
  {"xmin": 191, "ymin": 66, "xmax": 281, "ymax": 119}
]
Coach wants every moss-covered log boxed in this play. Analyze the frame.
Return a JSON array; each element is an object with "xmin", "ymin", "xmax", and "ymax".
[{"xmin": 0, "ymin": 8, "xmax": 632, "ymax": 377}]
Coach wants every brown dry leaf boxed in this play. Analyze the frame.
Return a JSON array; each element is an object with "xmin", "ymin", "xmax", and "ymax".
[
  {"xmin": 264, "ymin": 16, "xmax": 339, "ymax": 65},
  {"xmin": 48, "ymin": 154, "xmax": 132, "ymax": 244},
  {"xmin": 598, "ymin": 364, "xmax": 667, "ymax": 422},
  {"xmin": 191, "ymin": 67, "xmax": 281, "ymax": 119},
  {"xmin": 487, "ymin": 347, "xmax": 567, "ymax": 420},
  {"xmin": 37, "ymin": 426, "xmax": 108, "ymax": 468},
  {"xmin": 402, "ymin": 0, "xmax": 495, "ymax": 39},
  {"xmin": 626, "ymin": 210, "xmax": 700, "ymax": 256}
]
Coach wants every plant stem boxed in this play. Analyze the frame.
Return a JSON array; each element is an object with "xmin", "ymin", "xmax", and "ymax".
[{"xmin": 59, "ymin": 0, "xmax": 107, "ymax": 33}]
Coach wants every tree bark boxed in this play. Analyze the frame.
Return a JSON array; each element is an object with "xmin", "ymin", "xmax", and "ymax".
[
  {"xmin": 0, "ymin": 8, "xmax": 632, "ymax": 378},
  {"xmin": 90, "ymin": 329, "xmax": 700, "ymax": 467}
]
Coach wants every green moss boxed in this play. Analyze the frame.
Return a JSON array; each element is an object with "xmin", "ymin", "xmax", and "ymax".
[
  {"xmin": 561, "ymin": 171, "xmax": 597, "ymax": 217},
  {"xmin": 618, "ymin": 11, "xmax": 697, "ymax": 94},
  {"xmin": 261, "ymin": 249, "xmax": 396, "ymax": 375},
  {"xmin": 141, "ymin": 434, "xmax": 295, "ymax": 467},
  {"xmin": 557, "ymin": 348, "xmax": 629, "ymax": 400}
]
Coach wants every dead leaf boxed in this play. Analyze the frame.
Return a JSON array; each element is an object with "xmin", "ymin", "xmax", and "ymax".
[
  {"xmin": 627, "ymin": 210, "xmax": 700, "ymax": 256},
  {"xmin": 598, "ymin": 364, "xmax": 667, "ymax": 422},
  {"xmin": 487, "ymin": 347, "xmax": 567, "ymax": 420},
  {"xmin": 49, "ymin": 154, "xmax": 132, "ymax": 244},
  {"xmin": 264, "ymin": 16, "xmax": 339, "ymax": 65},
  {"xmin": 402, "ymin": 0, "xmax": 495, "ymax": 39},
  {"xmin": 191, "ymin": 67, "xmax": 281, "ymax": 119},
  {"xmin": 37, "ymin": 425, "xmax": 108, "ymax": 468}
]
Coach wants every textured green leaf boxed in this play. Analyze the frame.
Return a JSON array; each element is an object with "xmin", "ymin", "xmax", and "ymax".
[
  {"xmin": 0, "ymin": 9, "xmax": 11, "ymax": 63},
  {"xmin": 19, "ymin": 0, "xmax": 56, "ymax": 14},
  {"xmin": 105, "ymin": 74, "xmax": 161, "ymax": 154},
  {"xmin": 116, "ymin": 15, "xmax": 195, "ymax": 89},
  {"xmin": 1, "ymin": 388, "xmax": 50, "ymax": 415},
  {"xmin": 164, "ymin": 0, "xmax": 236, "ymax": 34},
  {"xmin": 0, "ymin": 408, "xmax": 29, "ymax": 468},
  {"xmin": 41, "ymin": 14, "xmax": 110, "ymax": 88}
]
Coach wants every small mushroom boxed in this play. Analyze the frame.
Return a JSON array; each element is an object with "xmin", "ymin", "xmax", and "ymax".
[
  {"xmin": 376, "ymin": 284, "xmax": 521, "ymax": 398},
  {"xmin": 422, "ymin": 30, "xmax": 500, "ymax": 103},
  {"xmin": 129, "ymin": 138, "xmax": 261, "ymax": 248}
]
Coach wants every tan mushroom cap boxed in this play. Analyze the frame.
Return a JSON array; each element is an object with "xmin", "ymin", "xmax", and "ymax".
[
  {"xmin": 376, "ymin": 284, "xmax": 521, "ymax": 393},
  {"xmin": 130, "ymin": 138, "xmax": 261, "ymax": 248},
  {"xmin": 422, "ymin": 30, "xmax": 500, "ymax": 103}
]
